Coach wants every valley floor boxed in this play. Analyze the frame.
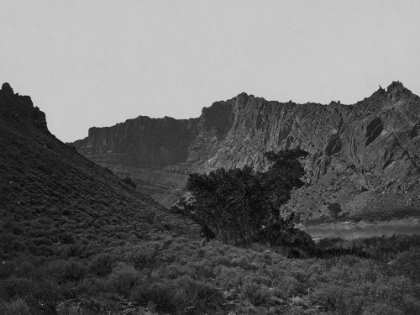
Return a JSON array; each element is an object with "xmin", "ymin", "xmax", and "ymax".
[{"xmin": 1, "ymin": 232, "xmax": 420, "ymax": 315}]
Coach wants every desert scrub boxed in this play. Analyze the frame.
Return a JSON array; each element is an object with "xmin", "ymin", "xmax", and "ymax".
[
  {"xmin": 240, "ymin": 282, "xmax": 273, "ymax": 306},
  {"xmin": 131, "ymin": 275, "xmax": 223, "ymax": 315},
  {"xmin": 390, "ymin": 248, "xmax": 420, "ymax": 283},
  {"xmin": 273, "ymin": 276, "xmax": 304, "ymax": 299},
  {"xmin": 107, "ymin": 262, "xmax": 141, "ymax": 298},
  {"xmin": 308, "ymin": 261, "xmax": 420, "ymax": 315},
  {"xmin": 0, "ymin": 298, "xmax": 30, "ymax": 315},
  {"xmin": 215, "ymin": 266, "xmax": 247, "ymax": 290},
  {"xmin": 88, "ymin": 253, "xmax": 118, "ymax": 277}
]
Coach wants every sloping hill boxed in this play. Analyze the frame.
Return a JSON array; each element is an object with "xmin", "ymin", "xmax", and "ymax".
[{"xmin": 0, "ymin": 82, "xmax": 190, "ymax": 260}]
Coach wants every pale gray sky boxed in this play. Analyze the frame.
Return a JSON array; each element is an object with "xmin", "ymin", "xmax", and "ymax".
[{"xmin": 1, "ymin": 0, "xmax": 420, "ymax": 142}]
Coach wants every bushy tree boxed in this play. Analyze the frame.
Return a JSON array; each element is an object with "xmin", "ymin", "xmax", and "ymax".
[{"xmin": 172, "ymin": 149, "xmax": 309, "ymax": 244}]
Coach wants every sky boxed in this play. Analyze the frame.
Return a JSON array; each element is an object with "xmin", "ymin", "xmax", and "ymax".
[{"xmin": 1, "ymin": 1, "xmax": 420, "ymax": 143}]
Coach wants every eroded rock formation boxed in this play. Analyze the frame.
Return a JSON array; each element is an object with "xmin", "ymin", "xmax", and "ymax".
[{"xmin": 72, "ymin": 82, "xmax": 420, "ymax": 221}]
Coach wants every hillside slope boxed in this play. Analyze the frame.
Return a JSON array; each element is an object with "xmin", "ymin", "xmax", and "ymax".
[
  {"xmin": 73, "ymin": 82, "xmax": 420, "ymax": 221},
  {"xmin": 0, "ymin": 83, "xmax": 190, "ymax": 259}
]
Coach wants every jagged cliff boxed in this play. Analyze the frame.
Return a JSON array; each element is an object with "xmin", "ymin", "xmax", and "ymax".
[{"xmin": 72, "ymin": 82, "xmax": 420, "ymax": 221}]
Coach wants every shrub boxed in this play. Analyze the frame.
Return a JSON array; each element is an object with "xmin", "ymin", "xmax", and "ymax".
[
  {"xmin": 0, "ymin": 277, "xmax": 35, "ymax": 300},
  {"xmin": 362, "ymin": 303, "xmax": 404, "ymax": 315},
  {"xmin": 328, "ymin": 203, "xmax": 342, "ymax": 218},
  {"xmin": 60, "ymin": 233, "xmax": 75, "ymax": 244},
  {"xmin": 17, "ymin": 261, "xmax": 34, "ymax": 277},
  {"xmin": 309, "ymin": 284, "xmax": 349, "ymax": 313},
  {"xmin": 0, "ymin": 261, "xmax": 19, "ymax": 279},
  {"xmin": 240, "ymin": 282, "xmax": 272, "ymax": 306},
  {"xmin": 171, "ymin": 276, "xmax": 223, "ymax": 314},
  {"xmin": 43, "ymin": 260, "xmax": 87, "ymax": 283},
  {"xmin": 24, "ymin": 280, "xmax": 62, "ymax": 314},
  {"xmin": 184, "ymin": 259, "xmax": 214, "ymax": 279},
  {"xmin": 10, "ymin": 240, "xmax": 26, "ymax": 252},
  {"xmin": 56, "ymin": 297, "xmax": 104, "ymax": 315},
  {"xmin": 107, "ymin": 262, "xmax": 140, "ymax": 298},
  {"xmin": 88, "ymin": 253, "xmax": 116, "ymax": 277},
  {"xmin": 157, "ymin": 264, "xmax": 194, "ymax": 279},
  {"xmin": 391, "ymin": 249, "xmax": 420, "ymax": 283},
  {"xmin": 131, "ymin": 281, "xmax": 174, "ymax": 312},
  {"xmin": 275, "ymin": 276, "xmax": 304, "ymax": 299},
  {"xmin": 128, "ymin": 245, "xmax": 157, "ymax": 269},
  {"xmin": 132, "ymin": 276, "xmax": 223, "ymax": 315},
  {"xmin": 0, "ymin": 298, "xmax": 30, "ymax": 315},
  {"xmin": 215, "ymin": 266, "xmax": 246, "ymax": 290},
  {"xmin": 122, "ymin": 177, "xmax": 137, "ymax": 189}
]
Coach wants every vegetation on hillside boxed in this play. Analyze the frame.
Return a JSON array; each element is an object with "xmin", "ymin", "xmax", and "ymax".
[{"xmin": 0, "ymin": 88, "xmax": 192, "ymax": 264}]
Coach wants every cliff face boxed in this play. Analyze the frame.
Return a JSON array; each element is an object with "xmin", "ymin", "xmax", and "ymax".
[{"xmin": 72, "ymin": 82, "xmax": 420, "ymax": 220}]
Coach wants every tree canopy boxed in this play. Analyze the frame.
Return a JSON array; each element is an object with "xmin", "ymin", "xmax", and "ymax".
[{"xmin": 171, "ymin": 149, "xmax": 310, "ymax": 245}]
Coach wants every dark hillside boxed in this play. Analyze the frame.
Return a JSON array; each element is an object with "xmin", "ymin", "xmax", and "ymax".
[{"xmin": 0, "ymin": 82, "xmax": 191, "ymax": 260}]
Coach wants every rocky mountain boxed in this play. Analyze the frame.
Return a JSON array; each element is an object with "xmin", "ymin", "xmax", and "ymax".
[
  {"xmin": 72, "ymin": 82, "xmax": 420, "ymax": 222},
  {"xmin": 0, "ymin": 82, "xmax": 190, "ymax": 259}
]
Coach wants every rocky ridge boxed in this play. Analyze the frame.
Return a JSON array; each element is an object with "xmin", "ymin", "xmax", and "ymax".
[{"xmin": 72, "ymin": 82, "xmax": 420, "ymax": 221}]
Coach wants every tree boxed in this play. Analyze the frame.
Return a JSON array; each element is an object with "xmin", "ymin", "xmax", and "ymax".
[
  {"xmin": 262, "ymin": 149, "xmax": 308, "ymax": 219},
  {"xmin": 327, "ymin": 203, "xmax": 342, "ymax": 219},
  {"xmin": 171, "ymin": 149, "xmax": 309, "ymax": 245},
  {"xmin": 173, "ymin": 166, "xmax": 267, "ymax": 243}
]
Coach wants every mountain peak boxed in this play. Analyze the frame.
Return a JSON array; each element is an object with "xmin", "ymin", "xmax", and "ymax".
[
  {"xmin": 1, "ymin": 82, "xmax": 14, "ymax": 97},
  {"xmin": 0, "ymin": 83, "xmax": 47, "ymax": 131},
  {"xmin": 386, "ymin": 81, "xmax": 412, "ymax": 98},
  {"xmin": 236, "ymin": 92, "xmax": 250, "ymax": 105},
  {"xmin": 387, "ymin": 80, "xmax": 405, "ymax": 91}
]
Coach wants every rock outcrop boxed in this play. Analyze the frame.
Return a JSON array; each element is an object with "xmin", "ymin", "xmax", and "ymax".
[
  {"xmin": 72, "ymin": 82, "xmax": 420, "ymax": 221},
  {"xmin": 0, "ymin": 82, "xmax": 47, "ymax": 131}
]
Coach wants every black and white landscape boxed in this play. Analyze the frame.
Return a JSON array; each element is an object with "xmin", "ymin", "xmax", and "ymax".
[{"xmin": 1, "ymin": 2, "xmax": 420, "ymax": 315}]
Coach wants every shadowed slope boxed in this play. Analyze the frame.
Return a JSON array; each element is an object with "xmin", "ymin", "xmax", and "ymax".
[{"xmin": 0, "ymin": 83, "xmax": 192, "ymax": 259}]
